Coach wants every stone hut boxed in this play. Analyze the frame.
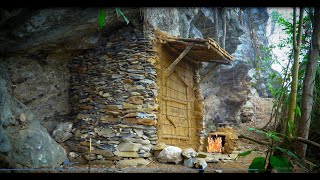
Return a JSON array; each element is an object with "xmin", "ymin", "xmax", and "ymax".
[{"xmin": 68, "ymin": 26, "xmax": 234, "ymax": 163}]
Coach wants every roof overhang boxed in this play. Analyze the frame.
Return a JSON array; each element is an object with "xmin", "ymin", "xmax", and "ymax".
[{"xmin": 155, "ymin": 29, "xmax": 234, "ymax": 65}]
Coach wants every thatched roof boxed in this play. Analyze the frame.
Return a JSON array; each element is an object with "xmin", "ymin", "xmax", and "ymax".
[{"xmin": 155, "ymin": 29, "xmax": 234, "ymax": 65}]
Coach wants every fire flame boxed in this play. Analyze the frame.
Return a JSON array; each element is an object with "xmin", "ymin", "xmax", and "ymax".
[{"xmin": 207, "ymin": 134, "xmax": 223, "ymax": 153}]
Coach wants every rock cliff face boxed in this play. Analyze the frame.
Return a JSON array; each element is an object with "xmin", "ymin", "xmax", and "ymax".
[{"xmin": 0, "ymin": 7, "xmax": 271, "ymax": 166}]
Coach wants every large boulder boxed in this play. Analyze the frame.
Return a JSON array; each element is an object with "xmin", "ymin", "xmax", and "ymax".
[
  {"xmin": 157, "ymin": 146, "xmax": 183, "ymax": 164},
  {"xmin": 6, "ymin": 124, "xmax": 67, "ymax": 168},
  {"xmin": 0, "ymin": 67, "xmax": 67, "ymax": 168}
]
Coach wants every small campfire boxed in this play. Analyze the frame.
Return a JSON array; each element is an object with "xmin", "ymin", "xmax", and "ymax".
[
  {"xmin": 205, "ymin": 127, "xmax": 238, "ymax": 154},
  {"xmin": 207, "ymin": 133, "xmax": 225, "ymax": 153}
]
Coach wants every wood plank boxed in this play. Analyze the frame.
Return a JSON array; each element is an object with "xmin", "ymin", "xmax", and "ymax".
[
  {"xmin": 163, "ymin": 36, "xmax": 208, "ymax": 43},
  {"xmin": 162, "ymin": 134, "xmax": 189, "ymax": 140},
  {"xmin": 199, "ymin": 63, "xmax": 220, "ymax": 84},
  {"xmin": 164, "ymin": 42, "xmax": 195, "ymax": 77},
  {"xmin": 166, "ymin": 43, "xmax": 199, "ymax": 65},
  {"xmin": 163, "ymin": 96, "xmax": 187, "ymax": 105}
]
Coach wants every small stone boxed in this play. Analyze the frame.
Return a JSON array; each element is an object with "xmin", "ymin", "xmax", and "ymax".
[
  {"xmin": 107, "ymin": 141, "xmax": 120, "ymax": 145},
  {"xmin": 123, "ymin": 79, "xmax": 133, "ymax": 84},
  {"xmin": 79, "ymin": 141, "xmax": 90, "ymax": 147},
  {"xmin": 74, "ymin": 130, "xmax": 82, "ymax": 138},
  {"xmin": 102, "ymin": 93, "xmax": 111, "ymax": 97},
  {"xmin": 183, "ymin": 158, "xmax": 195, "ymax": 168},
  {"xmin": 134, "ymin": 129, "xmax": 143, "ymax": 137},
  {"xmin": 114, "ymin": 151, "xmax": 139, "ymax": 158},
  {"xmin": 76, "ymin": 114, "xmax": 91, "ymax": 120},
  {"xmin": 91, "ymin": 149, "xmax": 114, "ymax": 157},
  {"xmin": 194, "ymin": 158, "xmax": 207, "ymax": 169},
  {"xmin": 153, "ymin": 142, "xmax": 168, "ymax": 151},
  {"xmin": 106, "ymin": 105, "xmax": 123, "ymax": 111},
  {"xmin": 139, "ymin": 146, "xmax": 151, "ymax": 152},
  {"xmin": 123, "ymin": 103, "xmax": 142, "ymax": 109},
  {"xmin": 182, "ymin": 148, "xmax": 198, "ymax": 159},
  {"xmin": 97, "ymin": 155, "xmax": 103, "ymax": 160},
  {"xmin": 131, "ymin": 92, "xmax": 141, "ymax": 96},
  {"xmin": 69, "ymin": 152, "xmax": 76, "ymax": 158},
  {"xmin": 96, "ymin": 128, "xmax": 113, "ymax": 136},
  {"xmin": 126, "ymin": 96, "xmax": 144, "ymax": 105},
  {"xmin": 117, "ymin": 142, "xmax": 142, "ymax": 152}
]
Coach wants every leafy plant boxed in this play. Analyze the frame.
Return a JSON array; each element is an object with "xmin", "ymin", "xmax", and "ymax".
[
  {"xmin": 97, "ymin": 8, "xmax": 129, "ymax": 29},
  {"xmin": 237, "ymin": 128, "xmax": 306, "ymax": 173}
]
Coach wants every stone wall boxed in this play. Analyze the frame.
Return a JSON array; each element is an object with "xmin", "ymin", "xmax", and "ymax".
[{"xmin": 66, "ymin": 24, "xmax": 159, "ymax": 163}]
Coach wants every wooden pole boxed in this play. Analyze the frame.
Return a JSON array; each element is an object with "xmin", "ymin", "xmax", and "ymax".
[
  {"xmin": 164, "ymin": 42, "xmax": 195, "ymax": 77},
  {"xmin": 199, "ymin": 64, "xmax": 220, "ymax": 84},
  {"xmin": 89, "ymin": 138, "xmax": 92, "ymax": 173}
]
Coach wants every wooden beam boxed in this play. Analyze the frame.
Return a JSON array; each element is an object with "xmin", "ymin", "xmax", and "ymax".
[
  {"xmin": 206, "ymin": 41, "xmax": 234, "ymax": 62},
  {"xmin": 205, "ymin": 60, "xmax": 231, "ymax": 65},
  {"xmin": 165, "ymin": 42, "xmax": 195, "ymax": 77},
  {"xmin": 199, "ymin": 63, "xmax": 220, "ymax": 84},
  {"xmin": 163, "ymin": 36, "xmax": 208, "ymax": 43},
  {"xmin": 166, "ymin": 43, "xmax": 199, "ymax": 65}
]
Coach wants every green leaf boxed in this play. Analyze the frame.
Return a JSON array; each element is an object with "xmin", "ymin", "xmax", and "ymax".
[
  {"xmin": 115, "ymin": 8, "xmax": 129, "ymax": 25},
  {"xmin": 270, "ymin": 155, "xmax": 291, "ymax": 172},
  {"xmin": 295, "ymin": 105, "xmax": 301, "ymax": 118},
  {"xmin": 287, "ymin": 121, "xmax": 295, "ymax": 135},
  {"xmin": 269, "ymin": 133, "xmax": 280, "ymax": 141},
  {"xmin": 248, "ymin": 157, "xmax": 266, "ymax": 173},
  {"xmin": 247, "ymin": 128, "xmax": 256, "ymax": 131},
  {"xmin": 236, "ymin": 149, "xmax": 257, "ymax": 160},
  {"xmin": 275, "ymin": 147, "xmax": 299, "ymax": 160},
  {"xmin": 98, "ymin": 8, "xmax": 106, "ymax": 29}
]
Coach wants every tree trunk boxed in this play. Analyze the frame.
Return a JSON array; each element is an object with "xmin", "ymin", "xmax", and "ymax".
[
  {"xmin": 295, "ymin": 8, "xmax": 320, "ymax": 158},
  {"xmin": 287, "ymin": 7, "xmax": 304, "ymax": 139},
  {"xmin": 213, "ymin": 7, "xmax": 219, "ymax": 43},
  {"xmin": 221, "ymin": 8, "xmax": 227, "ymax": 49}
]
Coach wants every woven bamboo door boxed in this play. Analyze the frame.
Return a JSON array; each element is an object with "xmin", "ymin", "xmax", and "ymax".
[{"xmin": 158, "ymin": 59, "xmax": 197, "ymax": 149}]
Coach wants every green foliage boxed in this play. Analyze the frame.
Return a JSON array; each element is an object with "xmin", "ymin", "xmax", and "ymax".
[
  {"xmin": 248, "ymin": 157, "xmax": 266, "ymax": 173},
  {"xmin": 115, "ymin": 8, "xmax": 129, "ymax": 25},
  {"xmin": 294, "ymin": 105, "xmax": 301, "ymax": 118},
  {"xmin": 247, "ymin": 128, "xmax": 280, "ymax": 141},
  {"xmin": 275, "ymin": 147, "xmax": 299, "ymax": 160},
  {"xmin": 235, "ymin": 149, "xmax": 258, "ymax": 160},
  {"xmin": 270, "ymin": 155, "xmax": 291, "ymax": 172},
  {"xmin": 98, "ymin": 8, "xmax": 107, "ymax": 29},
  {"xmin": 237, "ymin": 128, "xmax": 302, "ymax": 173},
  {"xmin": 97, "ymin": 8, "xmax": 129, "ymax": 29}
]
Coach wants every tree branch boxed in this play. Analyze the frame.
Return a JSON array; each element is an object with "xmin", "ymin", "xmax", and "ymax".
[
  {"xmin": 238, "ymin": 134, "xmax": 269, "ymax": 145},
  {"xmin": 295, "ymin": 137, "xmax": 320, "ymax": 149}
]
